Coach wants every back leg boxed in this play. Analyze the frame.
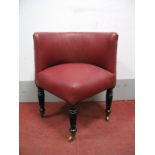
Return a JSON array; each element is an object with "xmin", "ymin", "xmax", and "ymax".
[
  {"xmin": 38, "ymin": 87, "xmax": 45, "ymax": 117},
  {"xmin": 105, "ymin": 88, "xmax": 113, "ymax": 121}
]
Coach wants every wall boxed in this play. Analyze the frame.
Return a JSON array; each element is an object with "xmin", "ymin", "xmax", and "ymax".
[{"xmin": 19, "ymin": 0, "xmax": 135, "ymax": 101}]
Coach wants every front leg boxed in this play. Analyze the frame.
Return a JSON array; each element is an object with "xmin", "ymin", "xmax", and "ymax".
[
  {"xmin": 68, "ymin": 105, "xmax": 77, "ymax": 142},
  {"xmin": 38, "ymin": 87, "xmax": 45, "ymax": 117},
  {"xmin": 105, "ymin": 88, "xmax": 113, "ymax": 121}
]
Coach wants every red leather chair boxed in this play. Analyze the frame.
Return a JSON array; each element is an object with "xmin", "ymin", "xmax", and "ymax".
[{"xmin": 33, "ymin": 32, "xmax": 118, "ymax": 141}]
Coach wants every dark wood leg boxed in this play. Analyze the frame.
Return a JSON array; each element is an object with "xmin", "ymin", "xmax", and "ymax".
[
  {"xmin": 68, "ymin": 105, "xmax": 77, "ymax": 141},
  {"xmin": 38, "ymin": 87, "xmax": 45, "ymax": 117},
  {"xmin": 105, "ymin": 88, "xmax": 113, "ymax": 121}
]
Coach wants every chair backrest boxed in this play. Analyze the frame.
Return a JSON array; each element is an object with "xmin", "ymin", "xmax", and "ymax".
[{"xmin": 33, "ymin": 32, "xmax": 118, "ymax": 75}]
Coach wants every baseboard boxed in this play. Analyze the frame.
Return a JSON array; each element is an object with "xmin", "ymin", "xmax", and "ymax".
[{"xmin": 19, "ymin": 79, "xmax": 135, "ymax": 102}]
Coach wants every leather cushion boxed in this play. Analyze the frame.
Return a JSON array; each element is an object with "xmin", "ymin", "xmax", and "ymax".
[{"xmin": 36, "ymin": 63, "xmax": 116, "ymax": 104}]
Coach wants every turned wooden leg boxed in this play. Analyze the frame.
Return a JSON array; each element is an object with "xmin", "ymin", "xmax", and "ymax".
[
  {"xmin": 38, "ymin": 87, "xmax": 45, "ymax": 117},
  {"xmin": 105, "ymin": 88, "xmax": 113, "ymax": 121},
  {"xmin": 68, "ymin": 105, "xmax": 77, "ymax": 142}
]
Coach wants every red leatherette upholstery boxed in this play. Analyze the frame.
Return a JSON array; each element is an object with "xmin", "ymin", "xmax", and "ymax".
[{"xmin": 33, "ymin": 32, "xmax": 118, "ymax": 104}]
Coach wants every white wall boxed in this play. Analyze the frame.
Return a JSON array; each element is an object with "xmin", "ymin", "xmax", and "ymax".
[{"xmin": 19, "ymin": 0, "xmax": 134, "ymax": 81}]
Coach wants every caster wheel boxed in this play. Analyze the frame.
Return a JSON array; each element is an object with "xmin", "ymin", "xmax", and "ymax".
[
  {"xmin": 68, "ymin": 134, "xmax": 75, "ymax": 142},
  {"xmin": 39, "ymin": 108, "xmax": 45, "ymax": 117},
  {"xmin": 40, "ymin": 112, "xmax": 44, "ymax": 117},
  {"xmin": 106, "ymin": 116, "xmax": 110, "ymax": 121}
]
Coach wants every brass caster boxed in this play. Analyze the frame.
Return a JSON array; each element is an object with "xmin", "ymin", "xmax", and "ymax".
[
  {"xmin": 39, "ymin": 108, "xmax": 45, "ymax": 118},
  {"xmin": 68, "ymin": 134, "xmax": 75, "ymax": 142},
  {"xmin": 40, "ymin": 112, "xmax": 44, "ymax": 118},
  {"xmin": 106, "ymin": 116, "xmax": 110, "ymax": 121}
]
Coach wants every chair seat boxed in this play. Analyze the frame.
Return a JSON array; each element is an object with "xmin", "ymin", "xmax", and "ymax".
[{"xmin": 36, "ymin": 63, "xmax": 116, "ymax": 104}]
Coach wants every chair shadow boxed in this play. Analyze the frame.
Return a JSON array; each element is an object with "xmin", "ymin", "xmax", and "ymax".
[
  {"xmin": 43, "ymin": 101, "xmax": 106, "ymax": 129},
  {"xmin": 77, "ymin": 101, "xmax": 106, "ymax": 127},
  {"xmin": 44, "ymin": 104, "xmax": 68, "ymax": 118}
]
